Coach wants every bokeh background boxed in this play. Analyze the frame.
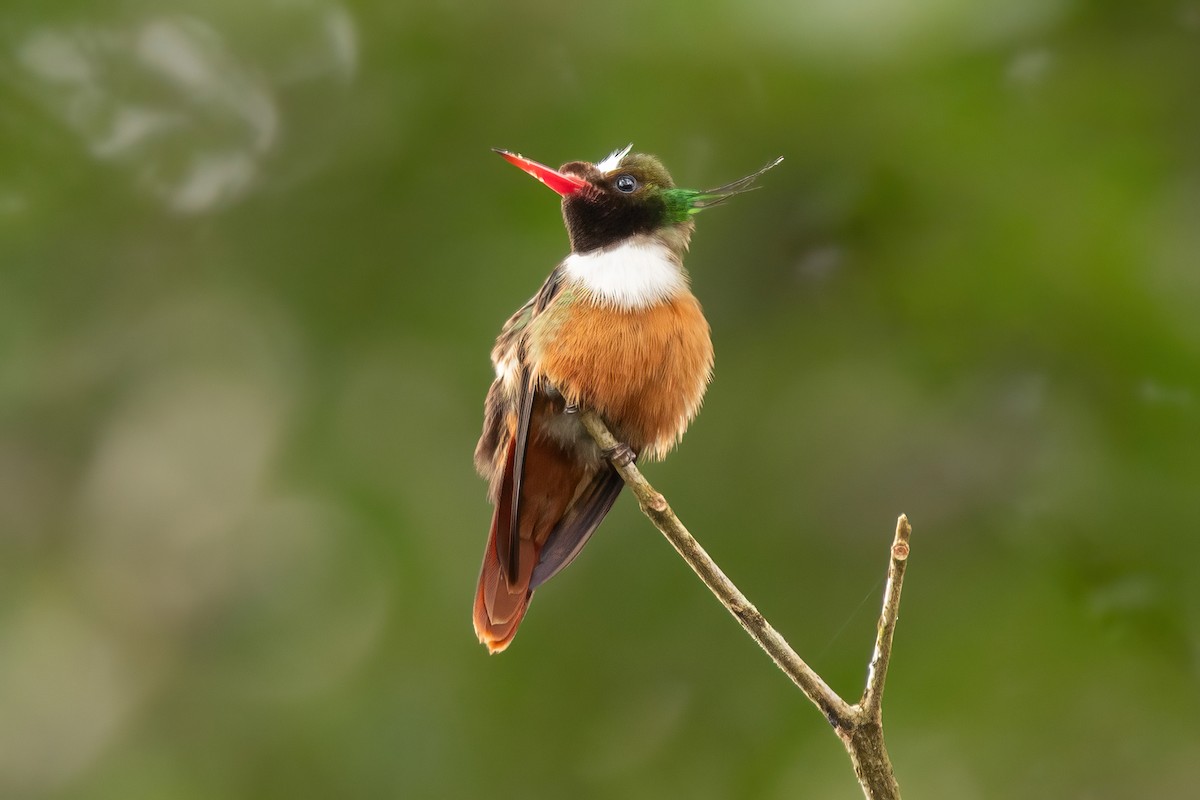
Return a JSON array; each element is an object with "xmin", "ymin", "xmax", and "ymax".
[{"xmin": 2, "ymin": 1, "xmax": 1199, "ymax": 797}]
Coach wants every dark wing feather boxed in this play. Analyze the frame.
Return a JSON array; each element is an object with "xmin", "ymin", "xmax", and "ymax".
[
  {"xmin": 498, "ymin": 266, "xmax": 565, "ymax": 589},
  {"xmin": 504, "ymin": 365, "xmax": 535, "ymax": 586},
  {"xmin": 489, "ymin": 439, "xmax": 517, "ymax": 596},
  {"xmin": 529, "ymin": 465, "xmax": 624, "ymax": 589}
]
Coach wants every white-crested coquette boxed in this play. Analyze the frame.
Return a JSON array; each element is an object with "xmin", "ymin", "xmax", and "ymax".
[{"xmin": 474, "ymin": 144, "xmax": 782, "ymax": 653}]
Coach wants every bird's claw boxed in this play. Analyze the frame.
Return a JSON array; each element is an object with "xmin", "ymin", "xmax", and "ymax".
[{"xmin": 603, "ymin": 442, "xmax": 637, "ymax": 467}]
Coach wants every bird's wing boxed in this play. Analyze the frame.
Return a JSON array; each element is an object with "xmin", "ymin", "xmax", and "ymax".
[
  {"xmin": 489, "ymin": 267, "xmax": 565, "ymax": 587},
  {"xmin": 530, "ymin": 464, "xmax": 624, "ymax": 589}
]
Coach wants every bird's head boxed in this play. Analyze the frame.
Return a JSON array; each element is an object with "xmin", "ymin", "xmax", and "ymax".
[{"xmin": 495, "ymin": 145, "xmax": 782, "ymax": 254}]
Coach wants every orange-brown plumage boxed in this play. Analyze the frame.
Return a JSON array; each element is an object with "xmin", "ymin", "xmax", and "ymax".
[
  {"xmin": 473, "ymin": 276, "xmax": 712, "ymax": 654},
  {"xmin": 534, "ymin": 293, "xmax": 712, "ymax": 460}
]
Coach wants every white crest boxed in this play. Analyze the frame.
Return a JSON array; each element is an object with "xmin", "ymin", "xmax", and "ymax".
[
  {"xmin": 595, "ymin": 143, "xmax": 633, "ymax": 175},
  {"xmin": 563, "ymin": 239, "xmax": 686, "ymax": 310}
]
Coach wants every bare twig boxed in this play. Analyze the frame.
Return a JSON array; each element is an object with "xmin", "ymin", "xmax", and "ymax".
[
  {"xmin": 862, "ymin": 516, "xmax": 912, "ymax": 718},
  {"xmin": 579, "ymin": 410, "xmax": 911, "ymax": 800},
  {"xmin": 843, "ymin": 514, "xmax": 911, "ymax": 800}
]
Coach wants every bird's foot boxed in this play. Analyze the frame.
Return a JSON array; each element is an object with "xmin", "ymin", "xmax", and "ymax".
[
  {"xmin": 563, "ymin": 400, "xmax": 579, "ymax": 415},
  {"xmin": 603, "ymin": 442, "xmax": 637, "ymax": 467}
]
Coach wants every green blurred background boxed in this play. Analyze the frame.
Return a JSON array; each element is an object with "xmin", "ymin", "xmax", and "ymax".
[{"xmin": 2, "ymin": 1, "xmax": 1198, "ymax": 797}]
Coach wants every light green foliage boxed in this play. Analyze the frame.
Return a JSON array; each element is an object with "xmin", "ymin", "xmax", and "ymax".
[{"xmin": 1, "ymin": 2, "xmax": 1198, "ymax": 799}]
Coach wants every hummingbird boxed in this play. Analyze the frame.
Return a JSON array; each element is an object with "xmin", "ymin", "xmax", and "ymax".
[{"xmin": 473, "ymin": 144, "xmax": 782, "ymax": 653}]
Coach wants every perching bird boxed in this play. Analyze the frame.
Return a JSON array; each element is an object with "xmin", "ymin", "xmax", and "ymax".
[{"xmin": 473, "ymin": 145, "xmax": 781, "ymax": 653}]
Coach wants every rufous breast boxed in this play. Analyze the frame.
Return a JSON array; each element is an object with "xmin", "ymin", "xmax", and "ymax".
[{"xmin": 532, "ymin": 291, "xmax": 713, "ymax": 460}]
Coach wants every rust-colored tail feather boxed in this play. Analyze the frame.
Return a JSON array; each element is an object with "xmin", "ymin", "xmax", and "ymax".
[
  {"xmin": 474, "ymin": 439, "xmax": 530, "ymax": 654},
  {"xmin": 473, "ymin": 516, "xmax": 531, "ymax": 654}
]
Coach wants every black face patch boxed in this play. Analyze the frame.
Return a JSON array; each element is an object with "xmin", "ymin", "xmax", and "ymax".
[
  {"xmin": 562, "ymin": 184, "xmax": 668, "ymax": 252},
  {"xmin": 557, "ymin": 153, "xmax": 680, "ymax": 253}
]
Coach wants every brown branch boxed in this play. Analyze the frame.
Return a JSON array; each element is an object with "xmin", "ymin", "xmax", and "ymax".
[{"xmin": 580, "ymin": 410, "xmax": 911, "ymax": 800}]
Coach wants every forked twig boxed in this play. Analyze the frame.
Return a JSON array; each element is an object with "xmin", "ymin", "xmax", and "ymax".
[{"xmin": 580, "ymin": 410, "xmax": 911, "ymax": 800}]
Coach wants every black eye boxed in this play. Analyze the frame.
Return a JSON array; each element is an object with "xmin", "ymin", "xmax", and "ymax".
[{"xmin": 614, "ymin": 174, "xmax": 638, "ymax": 193}]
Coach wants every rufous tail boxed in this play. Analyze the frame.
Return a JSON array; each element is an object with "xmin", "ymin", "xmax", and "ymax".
[
  {"xmin": 472, "ymin": 515, "xmax": 532, "ymax": 654},
  {"xmin": 472, "ymin": 425, "xmax": 590, "ymax": 653}
]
